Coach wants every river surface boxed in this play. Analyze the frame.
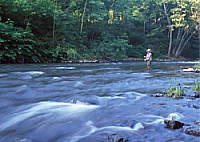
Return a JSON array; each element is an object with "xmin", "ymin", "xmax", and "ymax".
[{"xmin": 0, "ymin": 62, "xmax": 199, "ymax": 142}]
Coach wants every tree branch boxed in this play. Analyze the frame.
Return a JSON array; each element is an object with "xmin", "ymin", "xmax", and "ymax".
[{"xmin": 80, "ymin": 0, "xmax": 88, "ymax": 33}]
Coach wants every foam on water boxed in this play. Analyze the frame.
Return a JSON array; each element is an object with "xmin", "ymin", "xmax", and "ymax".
[
  {"xmin": 0, "ymin": 74, "xmax": 7, "ymax": 77},
  {"xmin": 16, "ymin": 85, "xmax": 28, "ymax": 93},
  {"xmin": 178, "ymin": 61, "xmax": 200, "ymax": 64},
  {"xmin": 145, "ymin": 118, "xmax": 164, "ymax": 125},
  {"xmin": 132, "ymin": 123, "xmax": 144, "ymax": 131},
  {"xmin": 22, "ymin": 75, "xmax": 33, "ymax": 79},
  {"xmin": 124, "ymin": 92, "xmax": 146, "ymax": 101},
  {"xmin": 0, "ymin": 101, "xmax": 98, "ymax": 131},
  {"xmin": 166, "ymin": 113, "xmax": 184, "ymax": 120},
  {"xmin": 74, "ymin": 81, "xmax": 83, "ymax": 87},
  {"xmin": 70, "ymin": 121, "xmax": 97, "ymax": 142},
  {"xmin": 55, "ymin": 67, "xmax": 76, "ymax": 70},
  {"xmin": 144, "ymin": 114, "xmax": 164, "ymax": 119},
  {"xmin": 141, "ymin": 114, "xmax": 164, "ymax": 125},
  {"xmin": 13, "ymin": 71, "xmax": 44, "ymax": 79},
  {"xmin": 143, "ymin": 113, "xmax": 184, "ymax": 125},
  {"xmin": 70, "ymin": 121, "xmax": 144, "ymax": 142},
  {"xmin": 99, "ymin": 96, "xmax": 125, "ymax": 100},
  {"xmin": 52, "ymin": 77, "xmax": 61, "ymax": 80},
  {"xmin": 25, "ymin": 71, "xmax": 44, "ymax": 75}
]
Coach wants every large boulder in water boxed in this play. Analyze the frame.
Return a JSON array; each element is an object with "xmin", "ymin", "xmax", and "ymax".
[
  {"xmin": 164, "ymin": 120, "xmax": 184, "ymax": 129},
  {"xmin": 183, "ymin": 68, "xmax": 200, "ymax": 73},
  {"xmin": 183, "ymin": 68, "xmax": 195, "ymax": 72}
]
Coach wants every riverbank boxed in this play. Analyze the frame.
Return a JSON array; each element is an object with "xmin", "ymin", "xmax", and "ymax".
[{"xmin": 60, "ymin": 57, "xmax": 199, "ymax": 64}]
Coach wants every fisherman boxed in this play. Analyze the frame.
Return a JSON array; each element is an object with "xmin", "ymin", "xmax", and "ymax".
[{"xmin": 144, "ymin": 49, "xmax": 152, "ymax": 70}]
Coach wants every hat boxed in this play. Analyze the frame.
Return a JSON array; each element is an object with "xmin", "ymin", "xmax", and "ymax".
[{"xmin": 147, "ymin": 49, "xmax": 151, "ymax": 52}]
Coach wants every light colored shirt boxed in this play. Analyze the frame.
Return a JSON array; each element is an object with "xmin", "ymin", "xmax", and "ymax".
[{"xmin": 146, "ymin": 52, "xmax": 152, "ymax": 61}]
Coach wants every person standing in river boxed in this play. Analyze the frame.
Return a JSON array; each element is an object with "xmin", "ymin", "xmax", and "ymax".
[{"xmin": 144, "ymin": 49, "xmax": 152, "ymax": 70}]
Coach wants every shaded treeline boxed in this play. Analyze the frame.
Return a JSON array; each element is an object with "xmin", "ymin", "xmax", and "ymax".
[{"xmin": 0, "ymin": 0, "xmax": 199, "ymax": 63}]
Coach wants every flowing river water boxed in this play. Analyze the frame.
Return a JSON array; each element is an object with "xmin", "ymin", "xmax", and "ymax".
[{"xmin": 0, "ymin": 62, "xmax": 199, "ymax": 142}]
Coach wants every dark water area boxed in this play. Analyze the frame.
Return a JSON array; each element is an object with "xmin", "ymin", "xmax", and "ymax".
[{"xmin": 0, "ymin": 62, "xmax": 199, "ymax": 142}]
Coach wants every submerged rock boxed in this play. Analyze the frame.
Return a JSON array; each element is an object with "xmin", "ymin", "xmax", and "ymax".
[
  {"xmin": 107, "ymin": 134, "xmax": 129, "ymax": 142},
  {"xmin": 120, "ymin": 120, "xmax": 137, "ymax": 128},
  {"xmin": 189, "ymin": 92, "xmax": 200, "ymax": 98},
  {"xmin": 116, "ymin": 138, "xmax": 129, "ymax": 142},
  {"xmin": 151, "ymin": 93, "xmax": 164, "ymax": 97},
  {"xmin": 194, "ymin": 92, "xmax": 200, "ymax": 98},
  {"xmin": 194, "ymin": 120, "xmax": 200, "ymax": 126},
  {"xmin": 191, "ymin": 104, "xmax": 200, "ymax": 109},
  {"xmin": 185, "ymin": 103, "xmax": 200, "ymax": 109},
  {"xmin": 164, "ymin": 120, "xmax": 184, "ymax": 129},
  {"xmin": 184, "ymin": 126, "xmax": 200, "ymax": 136}
]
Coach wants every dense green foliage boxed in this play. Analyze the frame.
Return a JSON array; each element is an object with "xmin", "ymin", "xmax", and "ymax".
[{"xmin": 0, "ymin": 0, "xmax": 199, "ymax": 63}]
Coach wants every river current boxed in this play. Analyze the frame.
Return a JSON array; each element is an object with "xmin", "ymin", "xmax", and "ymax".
[{"xmin": 0, "ymin": 62, "xmax": 199, "ymax": 142}]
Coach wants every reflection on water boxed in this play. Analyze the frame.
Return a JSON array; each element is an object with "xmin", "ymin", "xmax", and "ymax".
[{"xmin": 0, "ymin": 62, "xmax": 199, "ymax": 142}]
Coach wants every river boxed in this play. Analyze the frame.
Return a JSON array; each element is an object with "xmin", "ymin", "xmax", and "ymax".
[{"xmin": 0, "ymin": 62, "xmax": 199, "ymax": 142}]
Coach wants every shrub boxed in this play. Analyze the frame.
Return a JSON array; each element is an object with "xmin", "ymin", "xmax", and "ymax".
[
  {"xmin": 0, "ymin": 19, "xmax": 40, "ymax": 63},
  {"xmin": 96, "ymin": 38, "xmax": 130, "ymax": 61},
  {"xmin": 50, "ymin": 45, "xmax": 81, "ymax": 62}
]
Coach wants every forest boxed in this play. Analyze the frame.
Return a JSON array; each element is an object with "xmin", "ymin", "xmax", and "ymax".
[{"xmin": 0, "ymin": 0, "xmax": 199, "ymax": 63}]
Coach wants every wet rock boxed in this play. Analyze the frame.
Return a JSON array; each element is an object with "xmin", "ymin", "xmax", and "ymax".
[
  {"xmin": 151, "ymin": 93, "xmax": 164, "ymax": 97},
  {"xmin": 191, "ymin": 104, "xmax": 200, "ymax": 109},
  {"xmin": 195, "ymin": 68, "xmax": 200, "ymax": 73},
  {"xmin": 183, "ymin": 68, "xmax": 200, "ymax": 73},
  {"xmin": 164, "ymin": 120, "xmax": 184, "ymax": 129},
  {"xmin": 69, "ymin": 96, "xmax": 100, "ymax": 105},
  {"xmin": 121, "ymin": 120, "xmax": 137, "ymax": 128},
  {"xmin": 194, "ymin": 92, "xmax": 200, "ymax": 98},
  {"xmin": 189, "ymin": 92, "xmax": 200, "ymax": 98},
  {"xmin": 158, "ymin": 103, "xmax": 166, "ymax": 106},
  {"xmin": 116, "ymin": 138, "xmax": 129, "ymax": 142},
  {"xmin": 71, "ymin": 98, "xmax": 78, "ymax": 104},
  {"xmin": 183, "ymin": 68, "xmax": 195, "ymax": 72},
  {"xmin": 84, "ymin": 96, "xmax": 100, "ymax": 105},
  {"xmin": 107, "ymin": 134, "xmax": 129, "ymax": 142},
  {"xmin": 184, "ymin": 126, "xmax": 200, "ymax": 136},
  {"xmin": 185, "ymin": 103, "xmax": 200, "ymax": 109},
  {"xmin": 194, "ymin": 120, "xmax": 200, "ymax": 126}
]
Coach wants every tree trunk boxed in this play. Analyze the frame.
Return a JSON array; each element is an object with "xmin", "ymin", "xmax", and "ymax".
[
  {"xmin": 163, "ymin": 3, "xmax": 173, "ymax": 57},
  {"xmin": 168, "ymin": 29, "xmax": 173, "ymax": 57},
  {"xmin": 80, "ymin": 0, "xmax": 88, "ymax": 33},
  {"xmin": 175, "ymin": 31, "xmax": 196, "ymax": 57},
  {"xmin": 53, "ymin": 0, "xmax": 57, "ymax": 47},
  {"xmin": 143, "ymin": 0, "xmax": 146, "ymax": 48},
  {"xmin": 175, "ymin": 31, "xmax": 187, "ymax": 57},
  {"xmin": 173, "ymin": 28, "xmax": 182, "ymax": 55}
]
